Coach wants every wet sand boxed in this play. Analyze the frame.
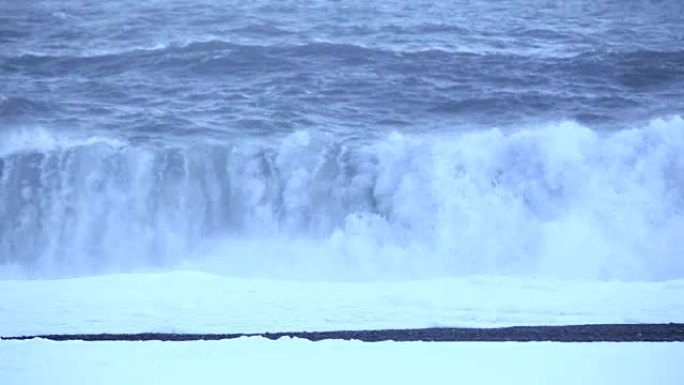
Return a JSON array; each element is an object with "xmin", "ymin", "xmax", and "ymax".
[{"xmin": 3, "ymin": 323, "xmax": 683, "ymax": 342}]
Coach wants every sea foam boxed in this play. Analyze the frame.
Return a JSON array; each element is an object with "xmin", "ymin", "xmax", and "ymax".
[{"xmin": 1, "ymin": 117, "xmax": 682, "ymax": 280}]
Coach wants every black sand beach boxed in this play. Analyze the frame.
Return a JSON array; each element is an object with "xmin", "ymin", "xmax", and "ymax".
[{"xmin": 4, "ymin": 324, "xmax": 683, "ymax": 343}]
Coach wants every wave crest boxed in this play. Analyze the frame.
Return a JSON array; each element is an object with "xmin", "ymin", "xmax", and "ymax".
[{"xmin": 1, "ymin": 118, "xmax": 683, "ymax": 280}]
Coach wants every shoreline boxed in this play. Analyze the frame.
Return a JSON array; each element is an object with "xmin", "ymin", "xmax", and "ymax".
[{"xmin": 4, "ymin": 323, "xmax": 683, "ymax": 342}]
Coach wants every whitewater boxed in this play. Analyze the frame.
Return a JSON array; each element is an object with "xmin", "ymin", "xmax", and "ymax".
[
  {"xmin": 2, "ymin": 1, "xmax": 684, "ymax": 383},
  {"xmin": 1, "ymin": 117, "xmax": 684, "ymax": 280}
]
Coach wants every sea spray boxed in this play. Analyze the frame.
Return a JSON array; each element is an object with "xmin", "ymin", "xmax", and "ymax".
[{"xmin": 1, "ymin": 118, "xmax": 683, "ymax": 280}]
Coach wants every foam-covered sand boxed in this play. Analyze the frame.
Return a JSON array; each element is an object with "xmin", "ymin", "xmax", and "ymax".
[
  {"xmin": 2, "ymin": 272, "xmax": 683, "ymax": 336},
  {"xmin": 2, "ymin": 338, "xmax": 682, "ymax": 385}
]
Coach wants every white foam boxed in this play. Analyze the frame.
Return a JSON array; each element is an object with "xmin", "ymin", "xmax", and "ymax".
[
  {"xmin": 0, "ymin": 127, "xmax": 124, "ymax": 157},
  {"xmin": 2, "ymin": 271, "xmax": 683, "ymax": 335},
  {"xmin": 4, "ymin": 338, "xmax": 682, "ymax": 385},
  {"xmin": 1, "ymin": 117, "xmax": 683, "ymax": 280}
]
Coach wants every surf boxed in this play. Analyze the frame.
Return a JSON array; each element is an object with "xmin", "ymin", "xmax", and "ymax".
[{"xmin": 1, "ymin": 116, "xmax": 683, "ymax": 280}]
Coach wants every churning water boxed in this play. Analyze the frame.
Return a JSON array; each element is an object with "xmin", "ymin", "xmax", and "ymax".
[{"xmin": 1, "ymin": 0, "xmax": 683, "ymax": 280}]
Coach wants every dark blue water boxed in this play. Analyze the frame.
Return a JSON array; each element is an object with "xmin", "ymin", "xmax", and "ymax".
[{"xmin": 1, "ymin": 0, "xmax": 684, "ymax": 280}]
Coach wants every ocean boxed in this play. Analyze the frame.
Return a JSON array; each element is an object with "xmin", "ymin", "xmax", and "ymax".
[{"xmin": 1, "ymin": 0, "xmax": 683, "ymax": 280}]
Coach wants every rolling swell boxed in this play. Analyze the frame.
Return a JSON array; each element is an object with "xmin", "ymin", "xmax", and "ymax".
[
  {"xmin": 1, "ymin": 117, "xmax": 683, "ymax": 280},
  {"xmin": 4, "ymin": 42, "xmax": 683, "ymax": 129},
  {"xmin": 0, "ymin": 96, "xmax": 54, "ymax": 119}
]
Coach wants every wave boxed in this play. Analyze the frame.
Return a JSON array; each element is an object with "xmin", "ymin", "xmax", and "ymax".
[
  {"xmin": 229, "ymin": 23, "xmax": 295, "ymax": 36},
  {"xmin": 10, "ymin": 39, "xmax": 680, "ymax": 62},
  {"xmin": 1, "ymin": 117, "xmax": 683, "ymax": 280},
  {"xmin": 7, "ymin": 41, "xmax": 682, "ymax": 87},
  {"xmin": 0, "ymin": 95, "xmax": 54, "ymax": 118},
  {"xmin": 0, "ymin": 28, "xmax": 28, "ymax": 43}
]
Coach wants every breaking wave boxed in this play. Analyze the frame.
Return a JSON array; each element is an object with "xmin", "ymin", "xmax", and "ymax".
[{"xmin": 1, "ymin": 117, "xmax": 683, "ymax": 280}]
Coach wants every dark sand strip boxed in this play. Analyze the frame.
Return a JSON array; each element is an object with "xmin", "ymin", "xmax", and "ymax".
[{"xmin": 3, "ymin": 324, "xmax": 684, "ymax": 342}]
